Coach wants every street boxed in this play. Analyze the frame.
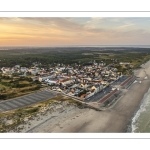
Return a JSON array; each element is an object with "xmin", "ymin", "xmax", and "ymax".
[
  {"xmin": 0, "ymin": 89, "xmax": 57, "ymax": 112},
  {"xmin": 84, "ymin": 75, "xmax": 130, "ymax": 103}
]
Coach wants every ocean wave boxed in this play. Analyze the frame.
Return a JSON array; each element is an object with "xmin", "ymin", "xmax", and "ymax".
[{"xmin": 131, "ymin": 87, "xmax": 150, "ymax": 132}]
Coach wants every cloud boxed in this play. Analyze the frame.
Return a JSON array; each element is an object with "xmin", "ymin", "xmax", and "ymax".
[
  {"xmin": 117, "ymin": 23, "xmax": 134, "ymax": 28},
  {"xmin": 19, "ymin": 17, "xmax": 84, "ymax": 32},
  {"xmin": 0, "ymin": 17, "xmax": 150, "ymax": 46}
]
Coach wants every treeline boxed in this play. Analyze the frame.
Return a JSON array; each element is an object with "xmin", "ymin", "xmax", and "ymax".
[
  {"xmin": 0, "ymin": 50, "xmax": 94, "ymax": 67},
  {"xmin": 0, "ymin": 47, "xmax": 150, "ymax": 68}
]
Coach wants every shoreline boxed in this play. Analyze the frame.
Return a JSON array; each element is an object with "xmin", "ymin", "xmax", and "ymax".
[
  {"xmin": 114, "ymin": 80, "xmax": 150, "ymax": 132},
  {"xmin": 108, "ymin": 60, "xmax": 150, "ymax": 132},
  {"xmin": 126, "ymin": 86, "xmax": 150, "ymax": 133},
  {"xmin": 126, "ymin": 60, "xmax": 150, "ymax": 132}
]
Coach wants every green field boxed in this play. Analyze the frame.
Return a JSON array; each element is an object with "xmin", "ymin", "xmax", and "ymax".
[
  {"xmin": 0, "ymin": 84, "xmax": 7, "ymax": 89},
  {"xmin": 0, "ymin": 76, "xmax": 42, "ymax": 100}
]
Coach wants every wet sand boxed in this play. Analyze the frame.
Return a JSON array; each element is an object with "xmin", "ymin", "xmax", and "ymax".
[{"xmin": 17, "ymin": 60, "xmax": 150, "ymax": 133}]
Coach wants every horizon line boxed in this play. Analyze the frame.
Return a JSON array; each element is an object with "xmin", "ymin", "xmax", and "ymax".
[{"xmin": 1, "ymin": 45, "xmax": 150, "ymax": 48}]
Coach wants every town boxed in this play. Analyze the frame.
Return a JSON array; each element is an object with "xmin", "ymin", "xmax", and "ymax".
[{"xmin": 0, "ymin": 60, "xmax": 135, "ymax": 106}]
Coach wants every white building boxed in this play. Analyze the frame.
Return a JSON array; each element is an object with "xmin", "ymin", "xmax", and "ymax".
[
  {"xmin": 20, "ymin": 67, "xmax": 27, "ymax": 73},
  {"xmin": 120, "ymin": 62, "xmax": 130, "ymax": 65},
  {"xmin": 38, "ymin": 75, "xmax": 53, "ymax": 82},
  {"xmin": 1, "ymin": 67, "xmax": 14, "ymax": 74},
  {"xmin": 47, "ymin": 80, "xmax": 58, "ymax": 85},
  {"xmin": 61, "ymin": 79, "xmax": 74, "ymax": 86},
  {"xmin": 28, "ymin": 68, "xmax": 39, "ymax": 75}
]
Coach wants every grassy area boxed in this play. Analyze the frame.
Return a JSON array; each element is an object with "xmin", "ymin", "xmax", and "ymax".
[
  {"xmin": 1, "ymin": 79, "xmax": 11, "ymax": 83},
  {"xmin": 0, "ymin": 76, "xmax": 42, "ymax": 100},
  {"xmin": 0, "ymin": 84, "xmax": 7, "ymax": 89},
  {"xmin": 0, "ymin": 95, "xmax": 83, "ymax": 132},
  {"xmin": 82, "ymin": 50, "xmax": 150, "ymax": 70},
  {"xmin": 0, "ymin": 85, "xmax": 42, "ymax": 100},
  {"xmin": 19, "ymin": 80, "xmax": 30, "ymax": 84}
]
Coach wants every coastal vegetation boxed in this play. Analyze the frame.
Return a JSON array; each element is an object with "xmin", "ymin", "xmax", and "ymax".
[
  {"xmin": 0, "ymin": 95, "xmax": 83, "ymax": 132},
  {"xmin": 0, "ymin": 75, "xmax": 42, "ymax": 100}
]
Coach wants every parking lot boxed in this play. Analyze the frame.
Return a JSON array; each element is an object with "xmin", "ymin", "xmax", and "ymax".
[
  {"xmin": 0, "ymin": 89, "xmax": 57, "ymax": 112},
  {"xmin": 111, "ymin": 75, "xmax": 129, "ymax": 86},
  {"xmin": 84, "ymin": 75, "xmax": 130, "ymax": 103},
  {"xmin": 84, "ymin": 86, "xmax": 112, "ymax": 102},
  {"xmin": 0, "ymin": 76, "xmax": 131, "ymax": 112}
]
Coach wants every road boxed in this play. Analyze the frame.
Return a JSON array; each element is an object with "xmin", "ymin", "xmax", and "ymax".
[
  {"xmin": 0, "ymin": 76, "xmax": 130, "ymax": 112},
  {"xmin": 84, "ymin": 75, "xmax": 130, "ymax": 103},
  {"xmin": 0, "ymin": 89, "xmax": 57, "ymax": 112},
  {"xmin": 111, "ymin": 75, "xmax": 129, "ymax": 85},
  {"xmin": 84, "ymin": 86, "xmax": 112, "ymax": 102}
]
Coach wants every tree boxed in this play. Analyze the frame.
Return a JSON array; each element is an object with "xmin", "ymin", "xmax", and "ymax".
[{"xmin": 34, "ymin": 80, "xmax": 41, "ymax": 84}]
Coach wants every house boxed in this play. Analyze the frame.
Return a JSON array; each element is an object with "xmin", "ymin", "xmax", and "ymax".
[
  {"xmin": 85, "ymin": 92, "xmax": 94, "ymax": 99},
  {"xmin": 20, "ymin": 67, "xmax": 27, "ymax": 73},
  {"xmin": 38, "ymin": 75, "xmax": 53, "ymax": 82},
  {"xmin": 80, "ymin": 83, "xmax": 88, "ymax": 89},
  {"xmin": 95, "ymin": 84, "xmax": 103, "ymax": 93},
  {"xmin": 56, "ymin": 67, "xmax": 65, "ymax": 72},
  {"xmin": 1, "ymin": 67, "xmax": 14, "ymax": 74},
  {"xmin": 61, "ymin": 79, "xmax": 74, "ymax": 86},
  {"xmin": 28, "ymin": 68, "xmax": 39, "ymax": 75},
  {"xmin": 14, "ymin": 65, "xmax": 20, "ymax": 69},
  {"xmin": 120, "ymin": 62, "xmax": 130, "ymax": 65},
  {"xmin": 80, "ymin": 94, "xmax": 86, "ymax": 100},
  {"xmin": 47, "ymin": 79, "xmax": 58, "ymax": 85}
]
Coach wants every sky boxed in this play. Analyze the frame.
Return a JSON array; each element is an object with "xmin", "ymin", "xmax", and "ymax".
[{"xmin": 0, "ymin": 17, "xmax": 150, "ymax": 47}]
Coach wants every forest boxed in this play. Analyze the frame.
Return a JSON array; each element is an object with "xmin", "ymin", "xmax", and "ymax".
[{"xmin": 0, "ymin": 47, "xmax": 150, "ymax": 68}]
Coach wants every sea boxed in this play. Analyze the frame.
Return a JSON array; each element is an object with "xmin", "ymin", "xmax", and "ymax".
[
  {"xmin": 125, "ymin": 59, "xmax": 150, "ymax": 133},
  {"xmin": 128, "ymin": 86, "xmax": 150, "ymax": 133}
]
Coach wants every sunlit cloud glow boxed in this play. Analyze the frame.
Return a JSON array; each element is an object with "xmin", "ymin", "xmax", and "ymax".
[{"xmin": 0, "ymin": 17, "xmax": 150, "ymax": 46}]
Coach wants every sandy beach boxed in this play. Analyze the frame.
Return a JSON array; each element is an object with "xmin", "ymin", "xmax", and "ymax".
[{"xmin": 13, "ymin": 60, "xmax": 150, "ymax": 133}]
